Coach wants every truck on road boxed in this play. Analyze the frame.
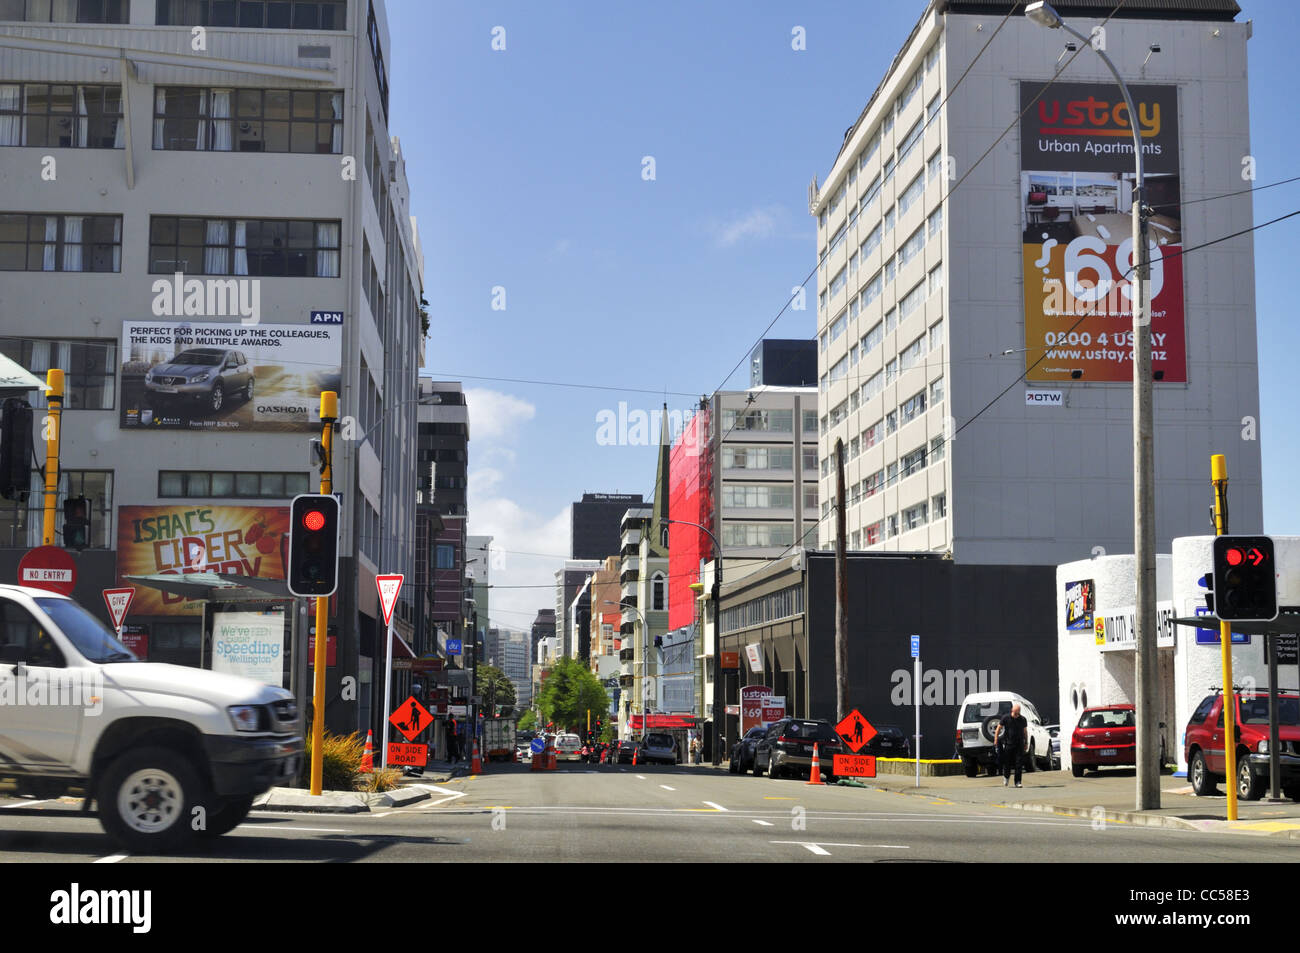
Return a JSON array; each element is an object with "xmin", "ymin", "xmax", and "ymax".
[{"xmin": 482, "ymin": 716, "xmax": 518, "ymax": 762}]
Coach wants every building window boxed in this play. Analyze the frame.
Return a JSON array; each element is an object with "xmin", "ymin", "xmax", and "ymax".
[
  {"xmin": 0, "ymin": 469, "xmax": 113, "ymax": 549},
  {"xmin": 849, "ymin": 295, "xmax": 860, "ymax": 320},
  {"xmin": 849, "ymin": 436, "xmax": 860, "ymax": 459},
  {"xmin": 0, "ymin": 213, "xmax": 121, "ymax": 272},
  {"xmin": 156, "ymin": 0, "xmax": 345, "ymax": 29},
  {"xmin": 829, "ymin": 312, "xmax": 846, "ymax": 343},
  {"xmin": 722, "ymin": 484, "xmax": 794, "ymax": 509},
  {"xmin": 858, "ymin": 132, "xmax": 880, "ymax": 171},
  {"xmin": 721, "ymin": 522, "xmax": 795, "ymax": 548},
  {"xmin": 883, "ymin": 204, "xmax": 895, "ymax": 236},
  {"xmin": 903, "ymin": 501, "xmax": 928, "ymax": 530},
  {"xmin": 5, "ymin": 0, "xmax": 126, "ymax": 21},
  {"xmin": 860, "ymin": 173, "xmax": 882, "ymax": 211},
  {"xmin": 829, "ymin": 356, "xmax": 848, "ymax": 385},
  {"xmin": 0, "ymin": 338, "xmax": 116, "ymax": 409},
  {"xmin": 928, "ymin": 206, "xmax": 943, "ymax": 239},
  {"xmin": 900, "ymin": 390, "xmax": 927, "ymax": 424},
  {"xmin": 887, "ymin": 514, "xmax": 899, "ymax": 538},
  {"xmin": 930, "ymin": 376, "xmax": 945, "ymax": 406},
  {"xmin": 901, "ymin": 445, "xmax": 928, "ymax": 478},
  {"xmin": 885, "ymin": 411, "xmax": 897, "ymax": 436},
  {"xmin": 864, "ymin": 469, "xmax": 883, "ymax": 498},
  {"xmin": 931, "ymin": 436, "xmax": 946, "ymax": 462},
  {"xmin": 899, "ymin": 282, "xmax": 926, "ymax": 322},
  {"xmin": 829, "ymin": 399, "xmax": 848, "ymax": 427},
  {"xmin": 897, "ymin": 117, "xmax": 923, "ymax": 164},
  {"xmin": 0, "ymin": 83, "xmax": 123, "ymax": 148},
  {"xmin": 651, "ymin": 573, "xmax": 666, "ymax": 611},
  {"xmin": 927, "ymin": 93, "xmax": 941, "ymax": 123},
  {"xmin": 802, "ymin": 446, "xmax": 817, "ymax": 472},
  {"xmin": 861, "ymin": 321, "xmax": 882, "ymax": 356},
  {"xmin": 860, "ymin": 222, "xmax": 881, "ymax": 259},
  {"xmin": 899, "ymin": 334, "xmax": 926, "ymax": 371},
  {"xmin": 828, "ymin": 221, "xmax": 847, "ymax": 255},
  {"xmin": 896, "ymin": 68, "xmax": 922, "ymax": 115},
  {"xmin": 899, "ymin": 225, "xmax": 925, "ymax": 268},
  {"xmin": 864, "ymin": 521, "xmax": 881, "ymax": 545},
  {"xmin": 829, "ymin": 266, "xmax": 847, "ymax": 298},
  {"xmin": 722, "ymin": 446, "xmax": 793, "ymax": 470},
  {"xmin": 148, "ymin": 216, "xmax": 341, "ymax": 277},
  {"xmin": 802, "ymin": 483, "xmax": 817, "ymax": 509},
  {"xmin": 886, "ymin": 462, "xmax": 898, "ymax": 487},
  {"xmin": 899, "ymin": 171, "xmax": 925, "ymax": 216},
  {"xmin": 435, "ymin": 543, "xmax": 456, "ymax": 569},
  {"xmin": 721, "ymin": 408, "xmax": 793, "ymax": 433},
  {"xmin": 885, "ymin": 359, "xmax": 897, "ymax": 385},
  {"xmin": 885, "ymin": 307, "xmax": 897, "ymax": 334},
  {"xmin": 158, "ymin": 470, "xmax": 310, "ymax": 498},
  {"xmin": 861, "ymin": 370, "xmax": 882, "ymax": 403},
  {"xmin": 928, "ymin": 262, "xmax": 944, "ymax": 296},
  {"xmin": 153, "ymin": 87, "xmax": 343, "ymax": 154},
  {"xmin": 863, "ymin": 421, "xmax": 881, "ymax": 449},
  {"xmin": 932, "ymin": 493, "xmax": 947, "ymax": 519}
]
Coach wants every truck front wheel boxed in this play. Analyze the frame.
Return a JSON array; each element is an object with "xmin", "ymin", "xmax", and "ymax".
[
  {"xmin": 98, "ymin": 746, "xmax": 204, "ymax": 853},
  {"xmin": 197, "ymin": 795, "xmax": 255, "ymax": 838}
]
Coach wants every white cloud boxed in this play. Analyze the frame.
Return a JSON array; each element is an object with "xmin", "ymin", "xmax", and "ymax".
[
  {"xmin": 711, "ymin": 205, "xmax": 780, "ymax": 247},
  {"xmin": 465, "ymin": 492, "xmax": 571, "ymax": 633},
  {"xmin": 465, "ymin": 388, "xmax": 536, "ymax": 442}
]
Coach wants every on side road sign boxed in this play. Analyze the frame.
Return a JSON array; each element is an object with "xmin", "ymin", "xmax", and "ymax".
[
  {"xmin": 833, "ymin": 754, "xmax": 877, "ymax": 778},
  {"xmin": 388, "ymin": 743, "xmax": 426, "ymax": 767}
]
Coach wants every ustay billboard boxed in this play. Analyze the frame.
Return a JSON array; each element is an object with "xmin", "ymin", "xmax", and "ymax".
[{"xmin": 1019, "ymin": 80, "xmax": 1186, "ymax": 384}]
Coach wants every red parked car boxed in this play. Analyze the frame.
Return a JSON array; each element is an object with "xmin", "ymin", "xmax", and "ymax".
[
  {"xmin": 1070, "ymin": 705, "xmax": 1136, "ymax": 777},
  {"xmin": 1185, "ymin": 690, "xmax": 1300, "ymax": 800}
]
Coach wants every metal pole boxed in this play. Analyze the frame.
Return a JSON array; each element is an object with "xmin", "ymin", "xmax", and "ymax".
[
  {"xmin": 41, "ymin": 368, "xmax": 63, "ymax": 546},
  {"xmin": 835, "ymin": 438, "xmax": 848, "ymax": 722},
  {"xmin": 1212, "ymin": 454, "xmax": 1238, "ymax": 819},
  {"xmin": 309, "ymin": 391, "xmax": 336, "ymax": 796},
  {"xmin": 380, "ymin": 611, "xmax": 394, "ymax": 770},
  {"xmin": 914, "ymin": 652, "xmax": 921, "ymax": 788},
  {"xmin": 1268, "ymin": 633, "xmax": 1281, "ymax": 800}
]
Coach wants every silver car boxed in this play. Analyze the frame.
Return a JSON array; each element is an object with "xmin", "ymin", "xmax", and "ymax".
[
  {"xmin": 640, "ymin": 732, "xmax": 679, "ymax": 765},
  {"xmin": 145, "ymin": 347, "xmax": 253, "ymax": 414}
]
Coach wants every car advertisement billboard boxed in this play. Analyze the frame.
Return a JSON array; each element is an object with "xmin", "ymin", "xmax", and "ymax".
[
  {"xmin": 119, "ymin": 321, "xmax": 342, "ymax": 432},
  {"xmin": 1019, "ymin": 81, "xmax": 1186, "ymax": 383},
  {"xmin": 115, "ymin": 504, "xmax": 290, "ymax": 615}
]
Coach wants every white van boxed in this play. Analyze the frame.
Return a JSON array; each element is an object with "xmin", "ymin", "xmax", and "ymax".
[
  {"xmin": 955, "ymin": 691, "xmax": 1053, "ymax": 777},
  {"xmin": 0, "ymin": 584, "xmax": 302, "ymax": 852}
]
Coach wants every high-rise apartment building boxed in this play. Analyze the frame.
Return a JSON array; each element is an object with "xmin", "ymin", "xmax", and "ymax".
[
  {"xmin": 811, "ymin": 0, "xmax": 1260, "ymax": 563},
  {"xmin": 0, "ymin": 0, "xmax": 425, "ymax": 738}
]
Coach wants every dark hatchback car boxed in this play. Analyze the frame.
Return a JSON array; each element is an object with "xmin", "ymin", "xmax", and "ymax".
[
  {"xmin": 754, "ymin": 718, "xmax": 845, "ymax": 781},
  {"xmin": 613, "ymin": 740, "xmax": 642, "ymax": 764},
  {"xmin": 864, "ymin": 724, "xmax": 911, "ymax": 758},
  {"xmin": 729, "ymin": 726, "xmax": 767, "ymax": 774}
]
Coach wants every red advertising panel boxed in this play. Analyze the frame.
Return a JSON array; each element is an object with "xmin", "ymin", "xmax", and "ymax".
[
  {"xmin": 1019, "ymin": 81, "xmax": 1186, "ymax": 384},
  {"xmin": 761, "ymin": 701, "xmax": 786, "ymax": 724},
  {"xmin": 306, "ymin": 633, "xmax": 337, "ymax": 667},
  {"xmin": 119, "ymin": 624, "xmax": 149, "ymax": 659},
  {"xmin": 116, "ymin": 505, "xmax": 289, "ymax": 615},
  {"xmin": 740, "ymin": 685, "xmax": 772, "ymax": 735},
  {"xmin": 387, "ymin": 743, "xmax": 426, "ymax": 767},
  {"xmin": 667, "ymin": 406, "xmax": 712, "ymax": 631},
  {"xmin": 832, "ymin": 754, "xmax": 877, "ymax": 778}
]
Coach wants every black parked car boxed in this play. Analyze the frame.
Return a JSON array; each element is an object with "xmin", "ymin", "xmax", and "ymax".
[
  {"xmin": 613, "ymin": 740, "xmax": 642, "ymax": 764},
  {"xmin": 864, "ymin": 724, "xmax": 911, "ymax": 758},
  {"xmin": 729, "ymin": 726, "xmax": 767, "ymax": 774},
  {"xmin": 754, "ymin": 718, "xmax": 845, "ymax": 781}
]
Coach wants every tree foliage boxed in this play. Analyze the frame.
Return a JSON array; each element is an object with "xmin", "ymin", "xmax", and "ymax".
[
  {"xmin": 517, "ymin": 709, "xmax": 538, "ymax": 732},
  {"xmin": 476, "ymin": 664, "xmax": 517, "ymax": 716},
  {"xmin": 537, "ymin": 657, "xmax": 611, "ymax": 733}
]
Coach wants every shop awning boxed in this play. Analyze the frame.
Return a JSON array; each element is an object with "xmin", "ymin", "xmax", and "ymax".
[
  {"xmin": 125, "ymin": 572, "xmax": 292, "ymax": 602},
  {"xmin": 0, "ymin": 354, "xmax": 45, "ymax": 391}
]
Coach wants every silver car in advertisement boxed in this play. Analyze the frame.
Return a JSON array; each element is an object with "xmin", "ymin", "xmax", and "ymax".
[{"xmin": 145, "ymin": 347, "xmax": 254, "ymax": 414}]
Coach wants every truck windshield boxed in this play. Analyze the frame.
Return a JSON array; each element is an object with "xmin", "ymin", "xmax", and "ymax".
[{"xmin": 35, "ymin": 598, "xmax": 136, "ymax": 664}]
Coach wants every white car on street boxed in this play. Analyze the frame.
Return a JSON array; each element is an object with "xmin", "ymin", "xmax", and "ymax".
[
  {"xmin": 956, "ymin": 691, "xmax": 1054, "ymax": 777},
  {"xmin": 554, "ymin": 733, "xmax": 583, "ymax": 761}
]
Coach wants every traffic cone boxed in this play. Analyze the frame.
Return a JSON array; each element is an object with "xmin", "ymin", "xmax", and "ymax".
[
  {"xmin": 470, "ymin": 738, "xmax": 483, "ymax": 774},
  {"xmin": 360, "ymin": 730, "xmax": 374, "ymax": 774},
  {"xmin": 632, "ymin": 745, "xmax": 638, "ymax": 767},
  {"xmin": 807, "ymin": 742, "xmax": 825, "ymax": 785},
  {"xmin": 547, "ymin": 745, "xmax": 557, "ymax": 770}
]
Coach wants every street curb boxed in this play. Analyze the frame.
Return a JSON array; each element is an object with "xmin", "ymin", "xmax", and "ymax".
[
  {"xmin": 1003, "ymin": 799, "xmax": 1199, "ymax": 831},
  {"xmin": 373, "ymin": 787, "xmax": 431, "ymax": 808},
  {"xmin": 253, "ymin": 788, "xmax": 371, "ymax": 814}
]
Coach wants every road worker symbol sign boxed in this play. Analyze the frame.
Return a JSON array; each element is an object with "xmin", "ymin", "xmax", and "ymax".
[
  {"xmin": 389, "ymin": 695, "xmax": 433, "ymax": 742},
  {"xmin": 835, "ymin": 709, "xmax": 877, "ymax": 754}
]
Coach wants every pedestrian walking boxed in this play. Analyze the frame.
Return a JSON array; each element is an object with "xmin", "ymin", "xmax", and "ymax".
[
  {"xmin": 447, "ymin": 718, "xmax": 460, "ymax": 763},
  {"xmin": 993, "ymin": 703, "xmax": 1029, "ymax": 787},
  {"xmin": 690, "ymin": 736, "xmax": 701, "ymax": 765}
]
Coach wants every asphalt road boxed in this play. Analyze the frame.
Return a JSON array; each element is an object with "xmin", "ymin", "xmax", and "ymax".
[{"xmin": 2, "ymin": 762, "xmax": 1299, "ymax": 864}]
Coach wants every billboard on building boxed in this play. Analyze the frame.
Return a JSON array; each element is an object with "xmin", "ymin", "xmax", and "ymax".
[
  {"xmin": 119, "ymin": 321, "xmax": 342, "ymax": 432},
  {"xmin": 667, "ymin": 406, "xmax": 712, "ymax": 631},
  {"xmin": 212, "ymin": 608, "xmax": 286, "ymax": 686},
  {"xmin": 116, "ymin": 504, "xmax": 290, "ymax": 615},
  {"xmin": 1019, "ymin": 81, "xmax": 1186, "ymax": 383}
]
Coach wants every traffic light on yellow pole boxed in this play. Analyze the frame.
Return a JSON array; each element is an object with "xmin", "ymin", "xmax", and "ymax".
[
  {"xmin": 42, "ymin": 369, "xmax": 63, "ymax": 546},
  {"xmin": 308, "ymin": 391, "xmax": 338, "ymax": 797},
  {"xmin": 1211, "ymin": 454, "xmax": 1238, "ymax": 822}
]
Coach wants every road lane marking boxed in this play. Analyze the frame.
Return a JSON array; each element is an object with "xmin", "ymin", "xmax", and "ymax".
[
  {"xmin": 659, "ymin": 785, "xmax": 676, "ymax": 791},
  {"xmin": 763, "ymin": 796, "xmax": 794, "ymax": 800},
  {"xmin": 802, "ymin": 843, "xmax": 830, "ymax": 855},
  {"xmin": 636, "ymin": 775, "xmax": 647, "ymax": 780},
  {"xmin": 753, "ymin": 819, "xmax": 774, "ymax": 827},
  {"xmin": 263, "ymin": 826, "xmax": 351, "ymax": 833},
  {"xmin": 93, "ymin": 853, "xmax": 129, "ymax": 864},
  {"xmin": 773, "ymin": 840, "xmax": 910, "ymax": 856},
  {"xmin": 702, "ymin": 801, "xmax": 727, "ymax": 812}
]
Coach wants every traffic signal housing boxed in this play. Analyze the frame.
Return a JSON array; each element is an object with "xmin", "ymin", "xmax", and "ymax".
[
  {"xmin": 0, "ymin": 398, "xmax": 33, "ymax": 501},
  {"xmin": 1212, "ymin": 535, "xmax": 1278, "ymax": 622},
  {"xmin": 62, "ymin": 496, "xmax": 91, "ymax": 550},
  {"xmin": 287, "ymin": 493, "xmax": 340, "ymax": 596}
]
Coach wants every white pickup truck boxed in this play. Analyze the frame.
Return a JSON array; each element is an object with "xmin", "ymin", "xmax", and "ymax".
[{"xmin": 0, "ymin": 583, "xmax": 302, "ymax": 852}]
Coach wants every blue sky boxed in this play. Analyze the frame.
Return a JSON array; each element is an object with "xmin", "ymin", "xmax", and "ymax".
[{"xmin": 389, "ymin": 0, "xmax": 1300, "ymax": 629}]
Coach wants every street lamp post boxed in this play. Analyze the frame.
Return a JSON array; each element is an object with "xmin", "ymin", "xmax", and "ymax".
[
  {"xmin": 1027, "ymin": 2, "xmax": 1158, "ymax": 810},
  {"xmin": 660, "ymin": 517, "xmax": 724, "ymax": 766},
  {"xmin": 607, "ymin": 599, "xmax": 650, "ymax": 743}
]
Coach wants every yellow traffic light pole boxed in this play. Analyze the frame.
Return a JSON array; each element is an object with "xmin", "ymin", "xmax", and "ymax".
[
  {"xmin": 309, "ymin": 391, "xmax": 338, "ymax": 796},
  {"xmin": 1211, "ymin": 454, "xmax": 1237, "ymax": 821},
  {"xmin": 41, "ymin": 369, "xmax": 63, "ymax": 545}
]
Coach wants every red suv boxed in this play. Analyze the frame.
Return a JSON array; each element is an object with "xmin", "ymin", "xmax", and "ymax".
[{"xmin": 1184, "ymin": 690, "xmax": 1300, "ymax": 800}]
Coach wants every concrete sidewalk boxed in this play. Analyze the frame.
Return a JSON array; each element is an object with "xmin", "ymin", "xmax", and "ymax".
[{"xmin": 852, "ymin": 766, "xmax": 1300, "ymax": 838}]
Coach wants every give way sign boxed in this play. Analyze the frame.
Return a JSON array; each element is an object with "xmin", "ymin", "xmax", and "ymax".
[
  {"xmin": 376, "ymin": 574, "xmax": 404, "ymax": 627},
  {"xmin": 102, "ymin": 587, "xmax": 135, "ymax": 634}
]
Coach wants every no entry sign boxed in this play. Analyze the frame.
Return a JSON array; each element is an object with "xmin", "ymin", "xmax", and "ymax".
[{"xmin": 18, "ymin": 545, "xmax": 76, "ymax": 596}]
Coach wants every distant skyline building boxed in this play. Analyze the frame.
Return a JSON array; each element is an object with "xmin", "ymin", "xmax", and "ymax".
[{"xmin": 571, "ymin": 492, "xmax": 644, "ymax": 560}]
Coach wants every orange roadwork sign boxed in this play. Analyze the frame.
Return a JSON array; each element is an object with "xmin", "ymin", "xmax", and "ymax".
[
  {"xmin": 389, "ymin": 695, "xmax": 433, "ymax": 742},
  {"xmin": 835, "ymin": 709, "xmax": 877, "ymax": 753},
  {"xmin": 832, "ymin": 754, "xmax": 876, "ymax": 777},
  {"xmin": 387, "ymin": 743, "xmax": 426, "ymax": 767}
]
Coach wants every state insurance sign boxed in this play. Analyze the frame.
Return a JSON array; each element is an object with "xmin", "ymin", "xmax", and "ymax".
[{"xmin": 1019, "ymin": 81, "xmax": 1186, "ymax": 384}]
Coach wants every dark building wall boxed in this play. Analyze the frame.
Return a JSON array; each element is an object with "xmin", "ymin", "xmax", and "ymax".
[
  {"xmin": 571, "ymin": 493, "xmax": 643, "ymax": 560},
  {"xmin": 722, "ymin": 553, "xmax": 1058, "ymax": 758},
  {"xmin": 750, "ymin": 339, "xmax": 817, "ymax": 388}
]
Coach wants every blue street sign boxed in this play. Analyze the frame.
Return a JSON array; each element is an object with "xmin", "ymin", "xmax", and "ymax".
[
  {"xmin": 530, "ymin": 737, "xmax": 545, "ymax": 753},
  {"xmin": 1193, "ymin": 606, "xmax": 1249, "ymax": 645},
  {"xmin": 910, "ymin": 634, "xmax": 920, "ymax": 658},
  {"xmin": 446, "ymin": 638, "xmax": 463, "ymax": 655}
]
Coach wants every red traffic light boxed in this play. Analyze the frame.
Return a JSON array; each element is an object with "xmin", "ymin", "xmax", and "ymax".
[
  {"xmin": 302, "ymin": 509, "xmax": 326, "ymax": 532},
  {"xmin": 1224, "ymin": 547, "xmax": 1245, "ymax": 567}
]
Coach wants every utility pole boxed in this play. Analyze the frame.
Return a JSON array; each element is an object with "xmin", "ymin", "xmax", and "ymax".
[
  {"xmin": 835, "ymin": 437, "xmax": 848, "ymax": 721},
  {"xmin": 308, "ymin": 390, "xmax": 336, "ymax": 796},
  {"xmin": 1211, "ymin": 454, "xmax": 1238, "ymax": 820},
  {"xmin": 41, "ymin": 368, "xmax": 63, "ymax": 545}
]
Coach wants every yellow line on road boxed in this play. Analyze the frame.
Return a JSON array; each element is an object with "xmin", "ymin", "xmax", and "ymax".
[{"xmin": 763, "ymin": 796, "xmax": 795, "ymax": 800}]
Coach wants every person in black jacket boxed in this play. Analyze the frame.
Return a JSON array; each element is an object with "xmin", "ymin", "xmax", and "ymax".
[{"xmin": 993, "ymin": 704, "xmax": 1029, "ymax": 788}]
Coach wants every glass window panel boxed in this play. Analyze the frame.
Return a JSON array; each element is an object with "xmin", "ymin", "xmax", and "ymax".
[
  {"xmin": 235, "ymin": 88, "xmax": 262, "ymax": 118},
  {"xmin": 235, "ymin": 472, "xmax": 259, "ymax": 496},
  {"xmin": 259, "ymin": 472, "xmax": 285, "ymax": 496},
  {"xmin": 261, "ymin": 120, "xmax": 289, "ymax": 152},
  {"xmin": 159, "ymin": 472, "xmax": 184, "ymax": 496},
  {"xmin": 285, "ymin": 473, "xmax": 309, "ymax": 496},
  {"xmin": 211, "ymin": 472, "xmax": 235, "ymax": 496},
  {"xmin": 238, "ymin": 1, "xmax": 264, "ymax": 26},
  {"xmin": 267, "ymin": 1, "xmax": 291, "ymax": 28},
  {"xmin": 185, "ymin": 472, "xmax": 210, "ymax": 496}
]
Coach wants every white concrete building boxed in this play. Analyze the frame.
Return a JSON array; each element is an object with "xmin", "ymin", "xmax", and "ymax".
[
  {"xmin": 0, "ymin": 0, "xmax": 425, "ymax": 737},
  {"xmin": 811, "ymin": 0, "xmax": 1261, "ymax": 563}
]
